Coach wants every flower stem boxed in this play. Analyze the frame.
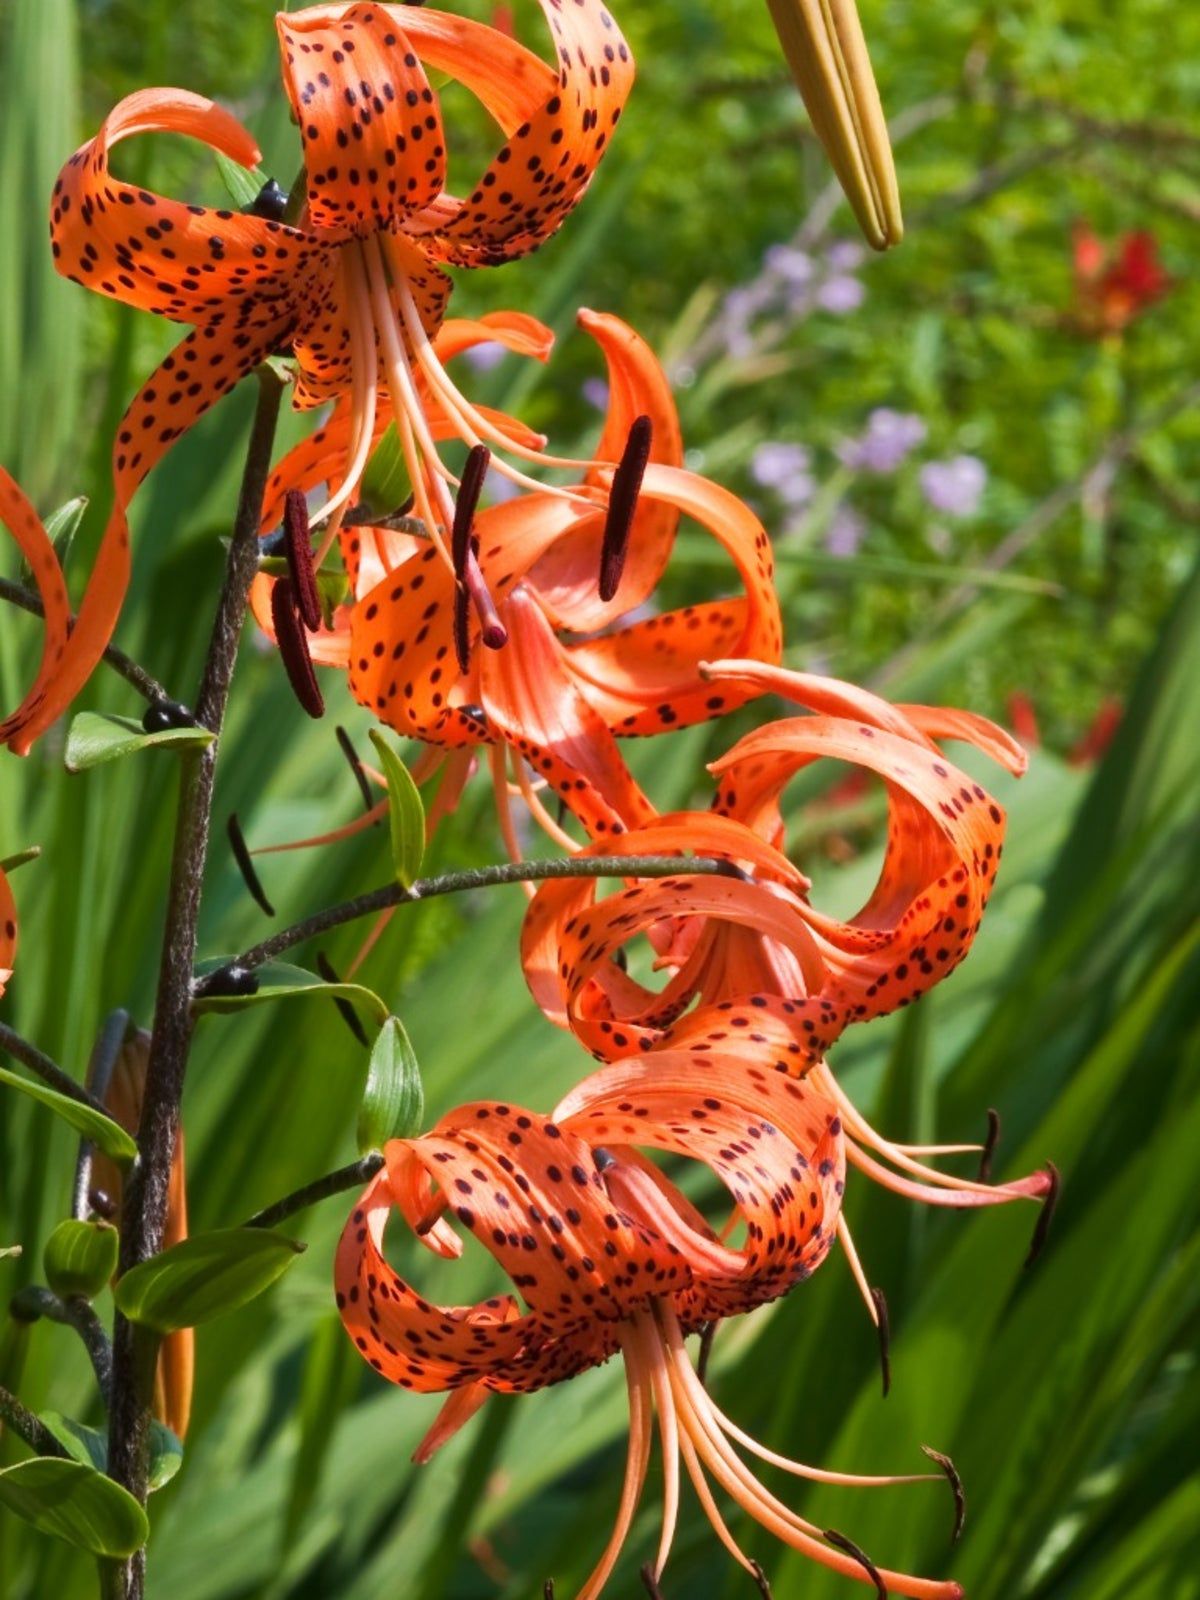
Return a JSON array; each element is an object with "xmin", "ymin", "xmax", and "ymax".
[
  {"xmin": 226, "ymin": 854, "xmax": 732, "ymax": 973},
  {"xmin": 0, "ymin": 1380, "xmax": 65, "ymax": 1458},
  {"xmin": 0, "ymin": 1020, "xmax": 114, "ymax": 1118},
  {"xmin": 244, "ymin": 1153, "xmax": 385, "ymax": 1231},
  {"xmin": 105, "ymin": 368, "xmax": 285, "ymax": 1600}
]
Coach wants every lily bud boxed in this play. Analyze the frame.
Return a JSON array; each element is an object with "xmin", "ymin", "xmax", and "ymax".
[{"xmin": 764, "ymin": 0, "xmax": 902, "ymax": 249}]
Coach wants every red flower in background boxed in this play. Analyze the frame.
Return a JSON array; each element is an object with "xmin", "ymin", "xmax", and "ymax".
[{"xmin": 1072, "ymin": 224, "xmax": 1172, "ymax": 336}]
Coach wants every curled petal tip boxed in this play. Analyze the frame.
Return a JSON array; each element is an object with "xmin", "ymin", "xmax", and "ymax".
[{"xmin": 764, "ymin": 0, "xmax": 903, "ymax": 250}]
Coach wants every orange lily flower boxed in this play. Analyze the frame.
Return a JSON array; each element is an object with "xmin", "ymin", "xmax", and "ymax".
[
  {"xmin": 337, "ymin": 1055, "xmax": 964, "ymax": 1598},
  {"xmin": 0, "ymin": 469, "xmax": 72, "ymax": 756},
  {"xmin": 8, "ymin": 0, "xmax": 633, "ymax": 752},
  {"xmin": 253, "ymin": 310, "xmax": 781, "ymax": 841},
  {"xmin": 1072, "ymin": 224, "xmax": 1172, "ymax": 336}
]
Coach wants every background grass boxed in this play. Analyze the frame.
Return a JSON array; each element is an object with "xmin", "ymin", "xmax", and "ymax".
[{"xmin": 1, "ymin": 0, "xmax": 1198, "ymax": 1595}]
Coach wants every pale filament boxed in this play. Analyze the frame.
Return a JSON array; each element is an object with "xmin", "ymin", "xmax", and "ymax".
[
  {"xmin": 513, "ymin": 755, "xmax": 579, "ymax": 852},
  {"xmin": 814, "ymin": 1062, "xmax": 1028, "ymax": 1202},
  {"xmin": 577, "ymin": 1333, "xmax": 654, "ymax": 1600},
  {"xmin": 836, "ymin": 1212, "xmax": 881, "ymax": 1326},
  {"xmin": 308, "ymin": 246, "xmax": 378, "ymax": 544}
]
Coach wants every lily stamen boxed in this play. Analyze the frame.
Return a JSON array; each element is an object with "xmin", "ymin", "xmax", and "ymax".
[
  {"xmin": 600, "ymin": 414, "xmax": 653, "ymax": 601},
  {"xmin": 978, "ymin": 1108, "xmax": 1002, "ymax": 1182},
  {"xmin": 283, "ymin": 489, "xmax": 322, "ymax": 632},
  {"xmin": 823, "ymin": 1529, "xmax": 887, "ymax": 1599},
  {"xmin": 270, "ymin": 577, "xmax": 325, "ymax": 719}
]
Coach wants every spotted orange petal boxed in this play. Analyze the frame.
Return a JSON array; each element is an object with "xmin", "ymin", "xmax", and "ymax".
[
  {"xmin": 480, "ymin": 587, "xmax": 657, "ymax": 839},
  {"xmin": 564, "ymin": 465, "xmax": 782, "ymax": 735},
  {"xmin": 0, "ymin": 471, "xmax": 71, "ymax": 754},
  {"xmin": 51, "ymin": 87, "xmax": 326, "ymax": 324},
  {"xmin": 528, "ymin": 310, "xmax": 684, "ymax": 630},
  {"xmin": 278, "ymin": 3, "xmax": 447, "ymax": 235},
  {"xmin": 556, "ymin": 1049, "xmax": 845, "ymax": 1319},
  {"xmin": 428, "ymin": 0, "xmax": 635, "ymax": 266}
]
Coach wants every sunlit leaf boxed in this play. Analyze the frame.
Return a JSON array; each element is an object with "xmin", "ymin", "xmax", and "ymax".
[
  {"xmin": 65, "ymin": 712, "xmax": 214, "ymax": 774},
  {"xmin": 0, "ymin": 1065, "xmax": 136, "ymax": 1166},
  {"xmin": 357, "ymin": 1016, "xmax": 424, "ymax": 1154},
  {"xmin": 368, "ymin": 730, "xmax": 424, "ymax": 889},
  {"xmin": 0, "ymin": 1457, "xmax": 148, "ymax": 1557},
  {"xmin": 115, "ymin": 1228, "xmax": 305, "ymax": 1334}
]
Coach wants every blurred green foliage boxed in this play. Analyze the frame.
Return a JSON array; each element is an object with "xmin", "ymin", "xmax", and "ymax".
[{"xmin": 1, "ymin": 0, "xmax": 1198, "ymax": 1597}]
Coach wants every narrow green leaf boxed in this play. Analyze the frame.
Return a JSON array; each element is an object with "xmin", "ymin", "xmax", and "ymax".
[
  {"xmin": 0, "ymin": 1065, "xmax": 136, "ymax": 1166},
  {"xmin": 369, "ymin": 730, "xmax": 425, "ymax": 889},
  {"xmin": 192, "ymin": 959, "xmax": 389, "ymax": 1025},
  {"xmin": 358, "ymin": 1016, "xmax": 425, "ymax": 1154},
  {"xmin": 42, "ymin": 495, "xmax": 88, "ymax": 564},
  {"xmin": 65, "ymin": 712, "xmax": 215, "ymax": 774},
  {"xmin": 114, "ymin": 1227, "xmax": 305, "ymax": 1334},
  {"xmin": 0, "ymin": 1457, "xmax": 148, "ymax": 1557},
  {"xmin": 42, "ymin": 1218, "xmax": 118, "ymax": 1300},
  {"xmin": 38, "ymin": 1414, "xmax": 183, "ymax": 1494},
  {"xmin": 282, "ymin": 1315, "xmax": 361, "ymax": 1547},
  {"xmin": 359, "ymin": 422, "xmax": 412, "ymax": 518},
  {"xmin": 213, "ymin": 150, "xmax": 267, "ymax": 210}
]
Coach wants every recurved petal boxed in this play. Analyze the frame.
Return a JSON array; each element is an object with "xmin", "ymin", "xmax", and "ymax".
[
  {"xmin": 480, "ymin": 588, "xmax": 657, "ymax": 839},
  {"xmin": 763, "ymin": 0, "xmax": 902, "ymax": 250},
  {"xmin": 433, "ymin": 309, "xmax": 555, "ymax": 365},
  {"xmin": 528, "ymin": 311, "xmax": 684, "ymax": 630},
  {"xmin": 564, "ymin": 464, "xmax": 782, "ymax": 736},
  {"xmin": 51, "ymin": 88, "xmax": 326, "ymax": 323},
  {"xmin": 428, "ymin": 0, "xmax": 635, "ymax": 266},
  {"xmin": 0, "ymin": 471, "xmax": 71, "ymax": 752},
  {"xmin": 4, "ymin": 318, "xmax": 297, "ymax": 752},
  {"xmin": 712, "ymin": 714, "xmax": 1011, "ymax": 1019},
  {"xmin": 556, "ymin": 1049, "xmax": 845, "ymax": 1318},
  {"xmin": 278, "ymin": 3, "xmax": 446, "ymax": 234}
]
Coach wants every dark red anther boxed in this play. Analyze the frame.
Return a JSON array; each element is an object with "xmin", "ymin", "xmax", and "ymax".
[
  {"xmin": 639, "ymin": 1565, "xmax": 666, "ymax": 1600},
  {"xmin": 870, "ymin": 1286, "xmax": 891, "ymax": 1398},
  {"xmin": 600, "ymin": 414, "xmax": 652, "ymax": 602},
  {"xmin": 453, "ymin": 576, "xmax": 471, "ymax": 675},
  {"xmin": 750, "ymin": 1561, "xmax": 774, "ymax": 1599},
  {"xmin": 316, "ymin": 951, "xmax": 369, "ymax": 1046},
  {"xmin": 283, "ymin": 489, "xmax": 322, "ymax": 632},
  {"xmin": 335, "ymin": 725, "xmax": 376, "ymax": 815},
  {"xmin": 543, "ymin": 1584, "xmax": 556, "ymax": 1600},
  {"xmin": 1024, "ymin": 1161, "xmax": 1061, "ymax": 1268},
  {"xmin": 452, "ymin": 446, "xmax": 491, "ymax": 579},
  {"xmin": 271, "ymin": 576, "xmax": 325, "ymax": 719},
  {"xmin": 822, "ymin": 1531, "xmax": 887, "ymax": 1598},
  {"xmin": 697, "ymin": 1318, "xmax": 719, "ymax": 1387},
  {"xmin": 978, "ymin": 1107, "xmax": 1001, "ymax": 1182},
  {"xmin": 227, "ymin": 812, "xmax": 275, "ymax": 917},
  {"xmin": 921, "ymin": 1446, "xmax": 966, "ymax": 1543}
]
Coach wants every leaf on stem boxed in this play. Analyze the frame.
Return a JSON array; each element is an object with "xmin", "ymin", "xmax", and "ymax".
[
  {"xmin": 192, "ymin": 959, "xmax": 389, "ymax": 1025},
  {"xmin": 65, "ymin": 712, "xmax": 214, "ymax": 773},
  {"xmin": 358, "ymin": 1016, "xmax": 425, "ymax": 1155},
  {"xmin": 0, "ymin": 1066, "xmax": 136, "ymax": 1166},
  {"xmin": 114, "ymin": 1227, "xmax": 306, "ymax": 1334},
  {"xmin": 39, "ymin": 1414, "xmax": 183, "ymax": 1494},
  {"xmin": 368, "ymin": 730, "xmax": 425, "ymax": 889},
  {"xmin": 0, "ymin": 1457, "xmax": 148, "ymax": 1557}
]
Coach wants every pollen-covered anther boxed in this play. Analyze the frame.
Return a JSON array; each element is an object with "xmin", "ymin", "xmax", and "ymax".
[
  {"xmin": 1024, "ymin": 1162, "xmax": 1061, "ymax": 1268},
  {"xmin": 283, "ymin": 489, "xmax": 322, "ymax": 632},
  {"xmin": 599, "ymin": 414, "xmax": 652, "ymax": 602},
  {"xmin": 270, "ymin": 576, "xmax": 325, "ymax": 719},
  {"xmin": 227, "ymin": 812, "xmax": 275, "ymax": 918},
  {"xmin": 920, "ymin": 1447, "xmax": 966, "ymax": 1544},
  {"xmin": 869, "ymin": 1285, "xmax": 891, "ymax": 1398},
  {"xmin": 978, "ymin": 1107, "xmax": 1001, "ymax": 1182},
  {"xmin": 822, "ymin": 1530, "xmax": 887, "ymax": 1599}
]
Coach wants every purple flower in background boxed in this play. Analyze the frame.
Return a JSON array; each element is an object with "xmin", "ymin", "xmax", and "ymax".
[
  {"xmin": 751, "ymin": 441, "xmax": 814, "ymax": 507},
  {"xmin": 839, "ymin": 408, "xmax": 927, "ymax": 473},
  {"xmin": 816, "ymin": 274, "xmax": 865, "ymax": 314},
  {"xmin": 582, "ymin": 377, "xmax": 610, "ymax": 412},
  {"xmin": 826, "ymin": 240, "xmax": 865, "ymax": 273},
  {"xmin": 463, "ymin": 341, "xmax": 506, "ymax": 372},
  {"xmin": 920, "ymin": 455, "xmax": 988, "ymax": 517},
  {"xmin": 764, "ymin": 243, "xmax": 815, "ymax": 285},
  {"xmin": 825, "ymin": 504, "xmax": 867, "ymax": 558}
]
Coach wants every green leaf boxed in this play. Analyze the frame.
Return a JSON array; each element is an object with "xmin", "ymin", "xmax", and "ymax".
[
  {"xmin": 0, "ymin": 1065, "xmax": 136, "ymax": 1166},
  {"xmin": 359, "ymin": 422, "xmax": 412, "ymax": 517},
  {"xmin": 368, "ymin": 730, "xmax": 425, "ymax": 889},
  {"xmin": 114, "ymin": 1227, "xmax": 305, "ymax": 1334},
  {"xmin": 0, "ymin": 1457, "xmax": 148, "ymax": 1558},
  {"xmin": 39, "ymin": 1414, "xmax": 183, "ymax": 1494},
  {"xmin": 42, "ymin": 495, "xmax": 88, "ymax": 567},
  {"xmin": 65, "ymin": 712, "xmax": 215, "ymax": 774},
  {"xmin": 42, "ymin": 1218, "xmax": 118, "ymax": 1300},
  {"xmin": 213, "ymin": 150, "xmax": 266, "ymax": 210},
  {"xmin": 358, "ymin": 1016, "xmax": 425, "ymax": 1154},
  {"xmin": 192, "ymin": 959, "xmax": 389, "ymax": 1025}
]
